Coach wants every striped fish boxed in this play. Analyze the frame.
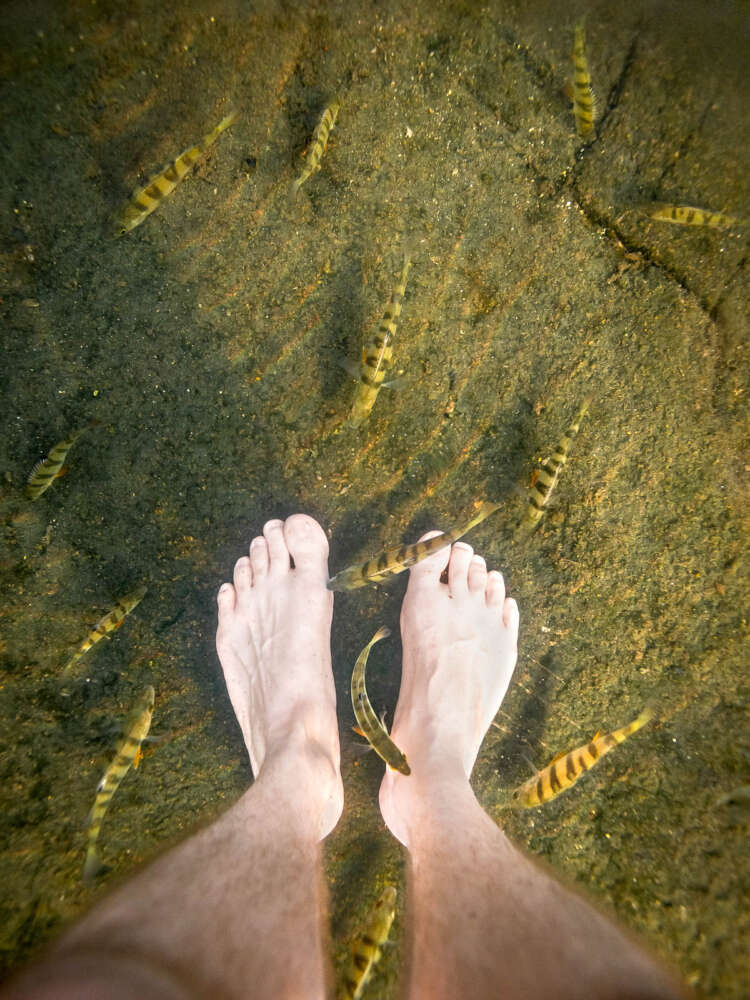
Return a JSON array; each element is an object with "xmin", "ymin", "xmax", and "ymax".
[
  {"xmin": 291, "ymin": 100, "xmax": 340, "ymax": 196},
  {"xmin": 327, "ymin": 501, "xmax": 501, "ymax": 591},
  {"xmin": 571, "ymin": 22, "xmax": 596, "ymax": 138},
  {"xmin": 26, "ymin": 424, "xmax": 91, "ymax": 500},
  {"xmin": 339, "ymin": 886, "xmax": 397, "ymax": 1000},
  {"xmin": 83, "ymin": 685, "xmax": 155, "ymax": 883},
  {"xmin": 115, "ymin": 111, "xmax": 237, "ymax": 234},
  {"xmin": 512, "ymin": 705, "xmax": 655, "ymax": 808},
  {"xmin": 351, "ymin": 627, "xmax": 410, "ymax": 775},
  {"xmin": 349, "ymin": 256, "xmax": 412, "ymax": 426},
  {"xmin": 523, "ymin": 398, "xmax": 590, "ymax": 530},
  {"xmin": 639, "ymin": 203, "xmax": 741, "ymax": 229},
  {"xmin": 63, "ymin": 585, "xmax": 147, "ymax": 674}
]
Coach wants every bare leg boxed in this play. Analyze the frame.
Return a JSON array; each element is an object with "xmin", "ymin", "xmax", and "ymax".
[
  {"xmin": 5, "ymin": 515, "xmax": 342, "ymax": 1000},
  {"xmin": 380, "ymin": 537, "xmax": 688, "ymax": 1000}
]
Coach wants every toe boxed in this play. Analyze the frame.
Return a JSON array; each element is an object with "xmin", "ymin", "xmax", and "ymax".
[
  {"xmin": 503, "ymin": 596, "xmax": 520, "ymax": 633},
  {"xmin": 216, "ymin": 581, "xmax": 236, "ymax": 619},
  {"xmin": 249, "ymin": 535, "xmax": 270, "ymax": 578},
  {"xmin": 448, "ymin": 542, "xmax": 474, "ymax": 597},
  {"xmin": 233, "ymin": 556, "xmax": 252, "ymax": 595},
  {"xmin": 486, "ymin": 570, "xmax": 505, "ymax": 607},
  {"xmin": 284, "ymin": 514, "xmax": 330, "ymax": 580},
  {"xmin": 407, "ymin": 530, "xmax": 450, "ymax": 581},
  {"xmin": 264, "ymin": 519, "xmax": 290, "ymax": 574},
  {"xmin": 467, "ymin": 554, "xmax": 487, "ymax": 595}
]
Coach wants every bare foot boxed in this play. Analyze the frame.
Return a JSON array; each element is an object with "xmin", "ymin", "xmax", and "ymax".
[
  {"xmin": 215, "ymin": 514, "xmax": 343, "ymax": 839},
  {"xmin": 379, "ymin": 534, "xmax": 519, "ymax": 846}
]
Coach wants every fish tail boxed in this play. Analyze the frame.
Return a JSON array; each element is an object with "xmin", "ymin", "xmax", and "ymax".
[
  {"xmin": 82, "ymin": 846, "xmax": 105, "ymax": 884},
  {"xmin": 369, "ymin": 625, "xmax": 392, "ymax": 646}
]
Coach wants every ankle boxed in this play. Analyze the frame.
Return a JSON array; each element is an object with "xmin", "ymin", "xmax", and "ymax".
[{"xmin": 380, "ymin": 763, "xmax": 474, "ymax": 846}]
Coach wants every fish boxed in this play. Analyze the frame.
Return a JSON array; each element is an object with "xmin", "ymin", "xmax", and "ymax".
[
  {"xmin": 522, "ymin": 398, "xmax": 590, "ymax": 530},
  {"xmin": 638, "ymin": 203, "xmax": 741, "ymax": 229},
  {"xmin": 571, "ymin": 22, "xmax": 596, "ymax": 138},
  {"xmin": 115, "ymin": 111, "xmax": 237, "ymax": 235},
  {"xmin": 351, "ymin": 627, "xmax": 410, "ymax": 775},
  {"xmin": 83, "ymin": 685, "xmax": 155, "ymax": 883},
  {"xmin": 327, "ymin": 501, "xmax": 501, "ymax": 591},
  {"xmin": 63, "ymin": 585, "xmax": 147, "ymax": 674},
  {"xmin": 348, "ymin": 255, "xmax": 412, "ymax": 426},
  {"xmin": 512, "ymin": 705, "xmax": 655, "ymax": 808},
  {"xmin": 339, "ymin": 886, "xmax": 397, "ymax": 1000},
  {"xmin": 291, "ymin": 100, "xmax": 341, "ymax": 195},
  {"xmin": 26, "ymin": 424, "xmax": 94, "ymax": 500}
]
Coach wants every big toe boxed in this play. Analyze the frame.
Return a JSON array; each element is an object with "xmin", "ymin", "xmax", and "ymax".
[
  {"xmin": 406, "ymin": 530, "xmax": 449, "ymax": 584},
  {"xmin": 284, "ymin": 514, "xmax": 330, "ymax": 581}
]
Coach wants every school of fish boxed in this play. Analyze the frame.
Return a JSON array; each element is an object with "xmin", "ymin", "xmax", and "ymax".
[{"xmin": 13, "ymin": 17, "xmax": 737, "ymax": 992}]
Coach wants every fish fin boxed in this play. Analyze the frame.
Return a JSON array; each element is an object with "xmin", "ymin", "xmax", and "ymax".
[
  {"xmin": 133, "ymin": 746, "xmax": 143, "ymax": 769},
  {"xmin": 381, "ymin": 374, "xmax": 411, "ymax": 390},
  {"xmin": 352, "ymin": 726, "xmax": 366, "ymax": 739},
  {"xmin": 550, "ymin": 749, "xmax": 568, "ymax": 764},
  {"xmin": 142, "ymin": 732, "xmax": 168, "ymax": 744},
  {"xmin": 338, "ymin": 357, "xmax": 361, "ymax": 380},
  {"xmin": 521, "ymin": 753, "xmax": 538, "ymax": 776},
  {"xmin": 562, "ymin": 81, "xmax": 575, "ymax": 102},
  {"xmin": 55, "ymin": 466, "xmax": 68, "ymax": 479},
  {"xmin": 591, "ymin": 730, "xmax": 602, "ymax": 740}
]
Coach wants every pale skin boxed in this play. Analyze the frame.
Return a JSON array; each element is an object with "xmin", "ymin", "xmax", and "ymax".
[{"xmin": 4, "ymin": 514, "xmax": 688, "ymax": 1000}]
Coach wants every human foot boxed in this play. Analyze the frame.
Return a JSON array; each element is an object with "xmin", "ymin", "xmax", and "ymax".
[
  {"xmin": 379, "ymin": 533, "xmax": 519, "ymax": 845},
  {"xmin": 215, "ymin": 514, "xmax": 343, "ymax": 839}
]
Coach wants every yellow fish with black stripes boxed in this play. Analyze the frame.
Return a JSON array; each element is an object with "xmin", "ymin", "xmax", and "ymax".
[
  {"xmin": 83, "ymin": 685, "xmax": 155, "ymax": 882},
  {"xmin": 115, "ymin": 111, "xmax": 237, "ymax": 234},
  {"xmin": 291, "ymin": 99, "xmax": 341, "ymax": 195},
  {"xmin": 346, "ymin": 255, "xmax": 412, "ymax": 426},
  {"xmin": 63, "ymin": 585, "xmax": 147, "ymax": 674},
  {"xmin": 351, "ymin": 627, "xmax": 410, "ymax": 775},
  {"xmin": 638, "ymin": 202, "xmax": 741, "ymax": 229},
  {"xmin": 512, "ymin": 705, "xmax": 655, "ymax": 808},
  {"xmin": 339, "ymin": 885, "xmax": 397, "ymax": 1000},
  {"xmin": 522, "ymin": 398, "xmax": 590, "ymax": 530},
  {"xmin": 327, "ymin": 501, "xmax": 501, "ymax": 591},
  {"xmin": 26, "ymin": 422, "xmax": 97, "ymax": 501},
  {"xmin": 571, "ymin": 22, "xmax": 596, "ymax": 138},
  {"xmin": 26, "ymin": 428, "xmax": 86, "ymax": 502}
]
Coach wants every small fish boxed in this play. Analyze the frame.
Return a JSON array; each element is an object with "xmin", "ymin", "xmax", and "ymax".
[
  {"xmin": 571, "ymin": 22, "xmax": 596, "ymax": 138},
  {"xmin": 115, "ymin": 111, "xmax": 237, "ymax": 235},
  {"xmin": 291, "ymin": 100, "xmax": 341, "ymax": 195},
  {"xmin": 26, "ymin": 424, "xmax": 92, "ymax": 500},
  {"xmin": 638, "ymin": 203, "xmax": 740, "ymax": 229},
  {"xmin": 63, "ymin": 585, "xmax": 147, "ymax": 674},
  {"xmin": 523, "ymin": 398, "xmax": 590, "ymax": 530},
  {"xmin": 348, "ymin": 255, "xmax": 412, "ymax": 426},
  {"xmin": 351, "ymin": 627, "xmax": 410, "ymax": 775},
  {"xmin": 339, "ymin": 886, "xmax": 397, "ymax": 1000},
  {"xmin": 327, "ymin": 501, "xmax": 501, "ymax": 591},
  {"xmin": 83, "ymin": 685, "xmax": 155, "ymax": 882},
  {"xmin": 512, "ymin": 705, "xmax": 655, "ymax": 808}
]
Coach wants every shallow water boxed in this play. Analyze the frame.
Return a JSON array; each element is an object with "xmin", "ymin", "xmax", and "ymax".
[{"xmin": 0, "ymin": 0, "xmax": 748, "ymax": 996}]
